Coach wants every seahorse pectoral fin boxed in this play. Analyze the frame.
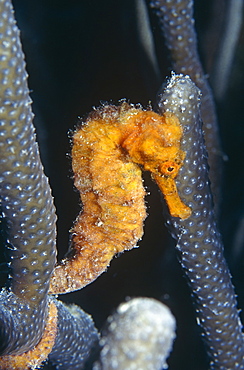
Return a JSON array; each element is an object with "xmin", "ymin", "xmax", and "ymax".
[{"xmin": 153, "ymin": 174, "xmax": 191, "ymax": 220}]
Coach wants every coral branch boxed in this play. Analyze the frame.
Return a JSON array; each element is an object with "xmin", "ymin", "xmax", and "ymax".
[
  {"xmin": 150, "ymin": 0, "xmax": 223, "ymax": 208},
  {"xmin": 0, "ymin": 2, "xmax": 99, "ymax": 368},
  {"xmin": 211, "ymin": 0, "xmax": 243, "ymax": 100},
  {"xmin": 1, "ymin": 1, "xmax": 243, "ymax": 368},
  {"xmin": 158, "ymin": 73, "xmax": 244, "ymax": 369},
  {"xmin": 93, "ymin": 297, "xmax": 176, "ymax": 370},
  {"xmin": 48, "ymin": 299, "xmax": 99, "ymax": 370},
  {"xmin": 0, "ymin": 0, "xmax": 56, "ymax": 355},
  {"xmin": 0, "ymin": 300, "xmax": 57, "ymax": 369}
]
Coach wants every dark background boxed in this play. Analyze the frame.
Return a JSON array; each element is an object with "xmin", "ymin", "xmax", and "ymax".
[{"xmin": 7, "ymin": 0, "xmax": 244, "ymax": 368}]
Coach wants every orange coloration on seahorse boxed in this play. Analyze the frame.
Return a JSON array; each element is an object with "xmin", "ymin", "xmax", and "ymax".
[
  {"xmin": 49, "ymin": 102, "xmax": 191, "ymax": 294},
  {"xmin": 0, "ymin": 301, "xmax": 57, "ymax": 369}
]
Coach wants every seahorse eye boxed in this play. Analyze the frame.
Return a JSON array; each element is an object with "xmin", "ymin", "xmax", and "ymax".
[{"xmin": 160, "ymin": 161, "xmax": 179, "ymax": 177}]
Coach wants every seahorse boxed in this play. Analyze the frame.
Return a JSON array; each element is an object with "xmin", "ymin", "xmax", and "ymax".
[{"xmin": 49, "ymin": 102, "xmax": 191, "ymax": 294}]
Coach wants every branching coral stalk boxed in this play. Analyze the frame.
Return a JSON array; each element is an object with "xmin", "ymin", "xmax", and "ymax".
[
  {"xmin": 0, "ymin": 300, "xmax": 57, "ymax": 369},
  {"xmin": 158, "ymin": 73, "xmax": 244, "ymax": 369},
  {"xmin": 150, "ymin": 0, "xmax": 223, "ymax": 207},
  {"xmin": 211, "ymin": 0, "xmax": 243, "ymax": 100},
  {"xmin": 48, "ymin": 299, "xmax": 99, "ymax": 370},
  {"xmin": 0, "ymin": 0, "xmax": 56, "ymax": 355},
  {"xmin": 93, "ymin": 297, "xmax": 176, "ymax": 370},
  {"xmin": 0, "ymin": 0, "xmax": 98, "ymax": 368},
  {"xmin": 1, "ymin": 0, "xmax": 243, "ymax": 369}
]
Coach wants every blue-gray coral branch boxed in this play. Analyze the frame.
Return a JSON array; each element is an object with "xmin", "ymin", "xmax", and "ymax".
[
  {"xmin": 150, "ymin": 0, "xmax": 223, "ymax": 209},
  {"xmin": 49, "ymin": 299, "xmax": 98, "ymax": 370},
  {"xmin": 1, "ymin": 0, "xmax": 243, "ymax": 369},
  {"xmin": 0, "ymin": 0, "xmax": 57, "ymax": 354},
  {"xmin": 158, "ymin": 73, "xmax": 244, "ymax": 369},
  {"xmin": 0, "ymin": 0, "xmax": 98, "ymax": 366}
]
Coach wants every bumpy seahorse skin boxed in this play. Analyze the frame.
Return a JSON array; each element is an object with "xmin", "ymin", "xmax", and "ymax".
[{"xmin": 49, "ymin": 103, "xmax": 191, "ymax": 294}]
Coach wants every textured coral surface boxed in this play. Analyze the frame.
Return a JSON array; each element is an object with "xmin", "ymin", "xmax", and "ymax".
[{"xmin": 1, "ymin": 1, "xmax": 243, "ymax": 369}]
